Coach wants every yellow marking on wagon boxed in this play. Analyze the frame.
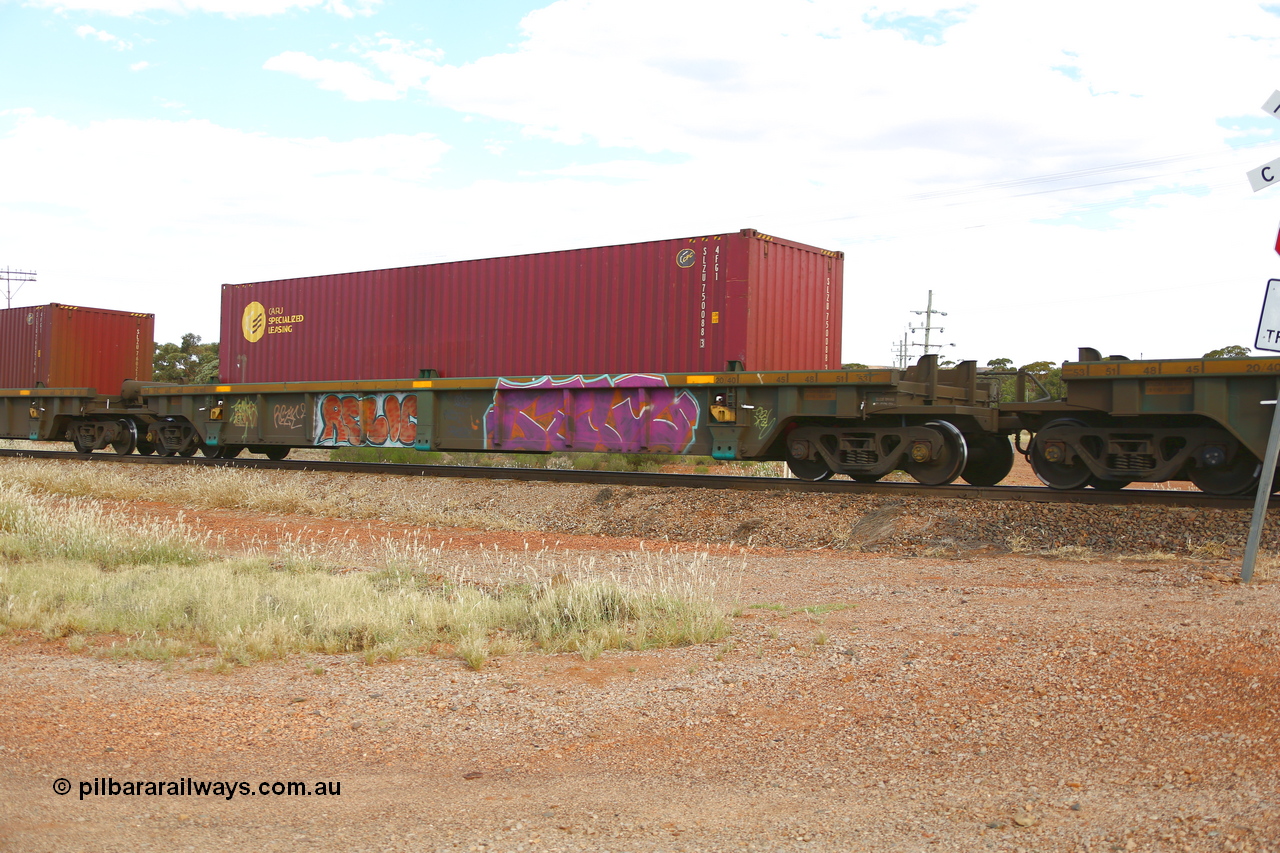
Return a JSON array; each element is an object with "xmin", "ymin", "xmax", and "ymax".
[
  {"xmin": 686, "ymin": 375, "xmax": 716, "ymax": 384},
  {"xmin": 1118, "ymin": 362, "xmax": 1167, "ymax": 376},
  {"xmin": 412, "ymin": 380, "xmax": 433, "ymax": 388},
  {"xmin": 1203, "ymin": 359, "xmax": 1280, "ymax": 375},
  {"xmin": 1069, "ymin": 361, "xmax": 1206, "ymax": 378}
]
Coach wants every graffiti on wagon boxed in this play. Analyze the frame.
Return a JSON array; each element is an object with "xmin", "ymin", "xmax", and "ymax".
[
  {"xmin": 483, "ymin": 374, "xmax": 699, "ymax": 453},
  {"xmin": 314, "ymin": 392, "xmax": 418, "ymax": 447}
]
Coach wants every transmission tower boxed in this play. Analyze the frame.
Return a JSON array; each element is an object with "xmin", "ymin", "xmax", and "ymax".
[{"xmin": 1, "ymin": 268, "xmax": 36, "ymax": 309}]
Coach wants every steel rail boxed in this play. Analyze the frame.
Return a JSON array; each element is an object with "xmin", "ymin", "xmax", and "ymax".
[{"xmin": 0, "ymin": 448, "xmax": 1268, "ymax": 509}]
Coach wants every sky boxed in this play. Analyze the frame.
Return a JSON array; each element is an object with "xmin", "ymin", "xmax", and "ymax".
[{"xmin": 3, "ymin": 0, "xmax": 1280, "ymax": 368}]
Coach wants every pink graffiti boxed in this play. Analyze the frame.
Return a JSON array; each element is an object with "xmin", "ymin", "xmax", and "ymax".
[{"xmin": 483, "ymin": 374, "xmax": 699, "ymax": 453}]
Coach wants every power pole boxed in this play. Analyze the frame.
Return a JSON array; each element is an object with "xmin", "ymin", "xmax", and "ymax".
[
  {"xmin": 1, "ymin": 268, "xmax": 36, "ymax": 309},
  {"xmin": 909, "ymin": 290, "xmax": 954, "ymax": 357},
  {"xmin": 890, "ymin": 330, "xmax": 909, "ymax": 369}
]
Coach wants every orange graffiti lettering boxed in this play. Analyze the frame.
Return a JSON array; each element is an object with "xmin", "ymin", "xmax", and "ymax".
[
  {"xmin": 361, "ymin": 396, "xmax": 389, "ymax": 445},
  {"xmin": 384, "ymin": 394, "xmax": 402, "ymax": 445},
  {"xmin": 399, "ymin": 395, "xmax": 417, "ymax": 443}
]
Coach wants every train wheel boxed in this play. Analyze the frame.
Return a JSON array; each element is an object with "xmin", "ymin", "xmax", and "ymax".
[
  {"xmin": 849, "ymin": 473, "xmax": 883, "ymax": 483},
  {"xmin": 110, "ymin": 420, "xmax": 137, "ymax": 456},
  {"xmin": 178, "ymin": 441, "xmax": 199, "ymax": 457},
  {"xmin": 263, "ymin": 446, "xmax": 290, "ymax": 461},
  {"xmin": 787, "ymin": 457, "xmax": 834, "ymax": 481},
  {"xmin": 200, "ymin": 445, "xmax": 223, "ymax": 458},
  {"xmin": 1187, "ymin": 447, "xmax": 1261, "ymax": 496},
  {"xmin": 960, "ymin": 434, "xmax": 1014, "ymax": 486},
  {"xmin": 1029, "ymin": 419, "xmax": 1092, "ymax": 490},
  {"xmin": 903, "ymin": 421, "xmax": 967, "ymax": 486},
  {"xmin": 135, "ymin": 438, "xmax": 155, "ymax": 456},
  {"xmin": 71, "ymin": 430, "xmax": 95, "ymax": 455},
  {"xmin": 155, "ymin": 444, "xmax": 176, "ymax": 457}
]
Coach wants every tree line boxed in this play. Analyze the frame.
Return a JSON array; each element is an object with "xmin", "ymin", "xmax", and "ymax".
[{"xmin": 153, "ymin": 334, "xmax": 218, "ymax": 384}]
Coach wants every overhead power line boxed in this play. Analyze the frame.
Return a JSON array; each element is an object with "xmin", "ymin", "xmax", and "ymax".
[{"xmin": 1, "ymin": 268, "xmax": 36, "ymax": 309}]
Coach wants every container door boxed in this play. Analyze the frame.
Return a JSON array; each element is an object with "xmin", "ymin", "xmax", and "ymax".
[{"xmin": 722, "ymin": 281, "xmax": 748, "ymax": 370}]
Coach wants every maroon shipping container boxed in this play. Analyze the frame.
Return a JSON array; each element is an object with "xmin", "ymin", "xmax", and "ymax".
[
  {"xmin": 0, "ymin": 303, "xmax": 154, "ymax": 392},
  {"xmin": 220, "ymin": 229, "xmax": 843, "ymax": 383}
]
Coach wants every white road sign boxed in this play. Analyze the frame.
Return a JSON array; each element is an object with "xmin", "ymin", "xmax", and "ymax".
[
  {"xmin": 1248, "ymin": 156, "xmax": 1280, "ymax": 192},
  {"xmin": 1246, "ymin": 91, "xmax": 1280, "ymax": 190},
  {"xmin": 1264, "ymin": 90, "xmax": 1280, "ymax": 119},
  {"xmin": 1255, "ymin": 279, "xmax": 1280, "ymax": 351}
]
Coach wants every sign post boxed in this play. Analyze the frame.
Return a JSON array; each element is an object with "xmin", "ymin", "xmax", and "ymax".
[
  {"xmin": 1238, "ymin": 90, "xmax": 1280, "ymax": 582},
  {"xmin": 1244, "ymin": 279, "xmax": 1280, "ymax": 582}
]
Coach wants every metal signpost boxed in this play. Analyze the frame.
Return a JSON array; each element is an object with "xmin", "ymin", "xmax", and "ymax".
[
  {"xmin": 1245, "ymin": 277, "xmax": 1280, "ymax": 581},
  {"xmin": 1242, "ymin": 91, "xmax": 1280, "ymax": 580}
]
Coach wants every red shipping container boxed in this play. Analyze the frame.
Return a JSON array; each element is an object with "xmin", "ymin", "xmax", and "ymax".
[
  {"xmin": 220, "ymin": 229, "xmax": 843, "ymax": 383},
  {"xmin": 0, "ymin": 303, "xmax": 154, "ymax": 392}
]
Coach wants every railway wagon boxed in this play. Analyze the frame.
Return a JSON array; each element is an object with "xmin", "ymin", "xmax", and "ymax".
[
  {"xmin": 219, "ymin": 229, "xmax": 843, "ymax": 383},
  {"xmin": 10, "ymin": 335, "xmax": 1280, "ymax": 496},
  {"xmin": 1012, "ymin": 348, "xmax": 1280, "ymax": 495},
  {"xmin": 2, "ymin": 355, "xmax": 1013, "ymax": 487},
  {"xmin": 140, "ymin": 355, "xmax": 1009, "ymax": 485}
]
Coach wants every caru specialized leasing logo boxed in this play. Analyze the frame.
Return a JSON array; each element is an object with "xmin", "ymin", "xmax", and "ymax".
[{"xmin": 241, "ymin": 301, "xmax": 266, "ymax": 343}]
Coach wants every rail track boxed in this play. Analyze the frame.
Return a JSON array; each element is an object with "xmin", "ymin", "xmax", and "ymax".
[{"xmin": 0, "ymin": 447, "xmax": 1271, "ymax": 510}]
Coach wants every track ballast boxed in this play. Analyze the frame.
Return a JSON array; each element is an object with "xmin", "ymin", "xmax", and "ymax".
[{"xmin": 0, "ymin": 448, "xmax": 1267, "ymax": 510}]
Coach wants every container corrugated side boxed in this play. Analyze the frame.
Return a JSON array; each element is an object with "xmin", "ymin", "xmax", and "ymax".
[
  {"xmin": 0, "ymin": 304, "xmax": 153, "ymax": 391},
  {"xmin": 220, "ymin": 229, "xmax": 843, "ymax": 383},
  {"xmin": 742, "ymin": 233, "xmax": 843, "ymax": 371},
  {"xmin": 0, "ymin": 305, "xmax": 41, "ymax": 388}
]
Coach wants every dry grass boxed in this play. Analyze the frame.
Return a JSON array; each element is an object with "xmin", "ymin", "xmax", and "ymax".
[
  {"xmin": 0, "ymin": 477, "xmax": 735, "ymax": 668},
  {"xmin": 1250, "ymin": 554, "xmax": 1276, "ymax": 582},
  {"xmin": 0, "ymin": 459, "xmax": 533, "ymax": 531},
  {"xmin": 1005, "ymin": 535, "xmax": 1096, "ymax": 561},
  {"xmin": 1116, "ymin": 550, "xmax": 1179, "ymax": 563},
  {"xmin": 1188, "ymin": 540, "xmax": 1230, "ymax": 561}
]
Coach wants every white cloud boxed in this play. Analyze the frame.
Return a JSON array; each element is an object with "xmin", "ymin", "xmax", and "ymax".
[
  {"xmin": 32, "ymin": 0, "xmax": 379, "ymax": 16},
  {"xmin": 324, "ymin": 0, "xmax": 378, "ymax": 18},
  {"xmin": 10, "ymin": 0, "xmax": 1280, "ymax": 364},
  {"xmin": 0, "ymin": 113, "xmax": 448, "ymax": 339},
  {"xmin": 75, "ymin": 24, "xmax": 132, "ymax": 50},
  {"xmin": 129, "ymin": 60, "xmax": 150, "ymax": 71},
  {"xmin": 264, "ymin": 38, "xmax": 441, "ymax": 101},
  {"xmin": 263, "ymin": 51, "xmax": 402, "ymax": 100}
]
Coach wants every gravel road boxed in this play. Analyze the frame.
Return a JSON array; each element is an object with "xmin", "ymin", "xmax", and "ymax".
[{"xmin": 1, "ymin": 462, "xmax": 1277, "ymax": 852}]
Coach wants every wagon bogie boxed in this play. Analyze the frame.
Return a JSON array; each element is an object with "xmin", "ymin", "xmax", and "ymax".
[
  {"xmin": 146, "ymin": 419, "xmax": 204, "ymax": 457},
  {"xmin": 67, "ymin": 418, "xmax": 142, "ymax": 456}
]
